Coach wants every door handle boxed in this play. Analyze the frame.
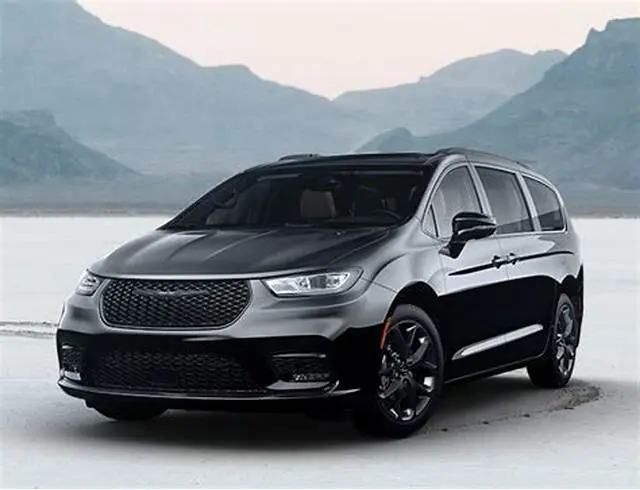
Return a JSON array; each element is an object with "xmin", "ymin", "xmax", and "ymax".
[
  {"xmin": 491, "ymin": 255, "xmax": 507, "ymax": 268},
  {"xmin": 492, "ymin": 253, "xmax": 518, "ymax": 269}
]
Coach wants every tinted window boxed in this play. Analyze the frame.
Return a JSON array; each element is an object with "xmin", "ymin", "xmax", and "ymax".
[
  {"xmin": 429, "ymin": 166, "xmax": 481, "ymax": 238},
  {"xmin": 476, "ymin": 167, "xmax": 533, "ymax": 235},
  {"xmin": 525, "ymin": 177, "xmax": 565, "ymax": 231},
  {"xmin": 164, "ymin": 165, "xmax": 433, "ymax": 230}
]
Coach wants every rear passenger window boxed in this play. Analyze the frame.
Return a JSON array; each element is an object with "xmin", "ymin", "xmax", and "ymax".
[
  {"xmin": 428, "ymin": 166, "xmax": 482, "ymax": 238},
  {"xmin": 475, "ymin": 167, "xmax": 533, "ymax": 235},
  {"xmin": 524, "ymin": 177, "xmax": 565, "ymax": 231}
]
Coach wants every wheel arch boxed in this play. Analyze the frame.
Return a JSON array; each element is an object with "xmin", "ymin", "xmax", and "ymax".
[
  {"xmin": 386, "ymin": 281, "xmax": 440, "ymax": 317},
  {"xmin": 384, "ymin": 282, "xmax": 448, "ymax": 349}
]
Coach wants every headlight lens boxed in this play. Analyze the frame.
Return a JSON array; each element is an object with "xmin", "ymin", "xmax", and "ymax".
[
  {"xmin": 263, "ymin": 270, "xmax": 361, "ymax": 297},
  {"xmin": 75, "ymin": 271, "xmax": 103, "ymax": 296}
]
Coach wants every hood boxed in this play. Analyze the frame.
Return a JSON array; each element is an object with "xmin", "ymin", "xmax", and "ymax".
[{"xmin": 91, "ymin": 226, "xmax": 390, "ymax": 278}]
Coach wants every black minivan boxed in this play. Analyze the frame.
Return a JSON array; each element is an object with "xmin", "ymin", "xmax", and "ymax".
[{"xmin": 57, "ymin": 148, "xmax": 584, "ymax": 438}]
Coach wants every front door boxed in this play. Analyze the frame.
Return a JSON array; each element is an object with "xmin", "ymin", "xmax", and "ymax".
[{"xmin": 424, "ymin": 164, "xmax": 511, "ymax": 381}]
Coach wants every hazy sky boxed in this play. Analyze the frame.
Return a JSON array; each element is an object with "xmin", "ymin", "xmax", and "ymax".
[{"xmin": 78, "ymin": 0, "xmax": 639, "ymax": 97}]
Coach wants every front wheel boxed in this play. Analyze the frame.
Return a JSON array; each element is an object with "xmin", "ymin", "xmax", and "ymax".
[
  {"xmin": 527, "ymin": 293, "xmax": 580, "ymax": 388},
  {"xmin": 352, "ymin": 304, "xmax": 444, "ymax": 439},
  {"xmin": 92, "ymin": 401, "xmax": 167, "ymax": 422}
]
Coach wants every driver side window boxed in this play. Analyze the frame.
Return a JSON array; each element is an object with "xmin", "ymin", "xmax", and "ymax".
[{"xmin": 425, "ymin": 166, "xmax": 482, "ymax": 238}]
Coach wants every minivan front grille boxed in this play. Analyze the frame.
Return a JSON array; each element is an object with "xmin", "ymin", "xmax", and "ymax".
[{"xmin": 101, "ymin": 279, "xmax": 251, "ymax": 328}]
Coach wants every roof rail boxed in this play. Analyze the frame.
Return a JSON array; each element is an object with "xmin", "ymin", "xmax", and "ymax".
[
  {"xmin": 277, "ymin": 153, "xmax": 321, "ymax": 162},
  {"xmin": 516, "ymin": 159, "xmax": 535, "ymax": 169},
  {"xmin": 435, "ymin": 147, "xmax": 502, "ymax": 158},
  {"xmin": 435, "ymin": 147, "xmax": 530, "ymax": 168},
  {"xmin": 277, "ymin": 152, "xmax": 435, "ymax": 163}
]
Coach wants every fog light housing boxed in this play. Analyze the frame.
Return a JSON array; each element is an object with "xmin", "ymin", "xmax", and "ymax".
[
  {"xmin": 60, "ymin": 344, "xmax": 82, "ymax": 381},
  {"xmin": 290, "ymin": 372, "xmax": 332, "ymax": 382},
  {"xmin": 271, "ymin": 353, "xmax": 332, "ymax": 383}
]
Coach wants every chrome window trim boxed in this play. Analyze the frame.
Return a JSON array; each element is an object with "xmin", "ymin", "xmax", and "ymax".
[
  {"xmin": 416, "ymin": 156, "xmax": 568, "ymax": 239},
  {"xmin": 473, "ymin": 161, "xmax": 568, "ymax": 235},
  {"xmin": 516, "ymin": 171, "xmax": 543, "ymax": 232}
]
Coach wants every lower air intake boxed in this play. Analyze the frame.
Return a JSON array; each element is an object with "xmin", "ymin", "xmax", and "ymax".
[{"xmin": 87, "ymin": 349, "xmax": 265, "ymax": 394}]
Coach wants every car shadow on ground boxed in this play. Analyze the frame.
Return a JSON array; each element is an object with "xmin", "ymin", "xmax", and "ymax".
[{"xmin": 56, "ymin": 373, "xmax": 601, "ymax": 450}]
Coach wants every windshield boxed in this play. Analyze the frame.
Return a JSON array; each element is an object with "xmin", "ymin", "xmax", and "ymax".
[{"xmin": 162, "ymin": 164, "xmax": 434, "ymax": 230}]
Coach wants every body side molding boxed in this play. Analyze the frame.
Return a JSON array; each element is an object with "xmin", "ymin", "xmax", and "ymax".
[{"xmin": 452, "ymin": 324, "xmax": 544, "ymax": 360}]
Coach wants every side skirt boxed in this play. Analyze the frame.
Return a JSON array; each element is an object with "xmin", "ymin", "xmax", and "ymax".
[{"xmin": 444, "ymin": 354, "xmax": 543, "ymax": 386}]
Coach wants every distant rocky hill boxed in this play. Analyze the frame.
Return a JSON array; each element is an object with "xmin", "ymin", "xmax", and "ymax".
[
  {"xmin": 335, "ymin": 49, "xmax": 566, "ymax": 135},
  {"xmin": 2, "ymin": 0, "xmax": 637, "ymax": 197},
  {"xmin": 0, "ymin": 0, "xmax": 381, "ymax": 174},
  {"xmin": 360, "ymin": 18, "xmax": 640, "ymax": 189},
  {"xmin": 0, "ymin": 111, "xmax": 135, "ymax": 184}
]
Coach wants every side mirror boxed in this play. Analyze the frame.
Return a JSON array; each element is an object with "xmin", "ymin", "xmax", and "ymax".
[
  {"xmin": 442, "ymin": 211, "xmax": 497, "ymax": 258},
  {"xmin": 451, "ymin": 211, "xmax": 497, "ymax": 243}
]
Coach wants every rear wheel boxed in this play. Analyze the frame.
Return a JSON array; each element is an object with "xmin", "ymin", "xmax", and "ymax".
[
  {"xmin": 352, "ymin": 304, "xmax": 444, "ymax": 439},
  {"xmin": 92, "ymin": 401, "xmax": 167, "ymax": 422},
  {"xmin": 527, "ymin": 293, "xmax": 580, "ymax": 388}
]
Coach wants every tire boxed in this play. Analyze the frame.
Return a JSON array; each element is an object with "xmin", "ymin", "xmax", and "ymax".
[
  {"xmin": 352, "ymin": 304, "xmax": 444, "ymax": 439},
  {"xmin": 92, "ymin": 402, "xmax": 167, "ymax": 422},
  {"xmin": 527, "ymin": 293, "xmax": 580, "ymax": 388}
]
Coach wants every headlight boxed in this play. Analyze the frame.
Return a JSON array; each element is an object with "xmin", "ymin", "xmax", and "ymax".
[
  {"xmin": 75, "ymin": 270, "xmax": 103, "ymax": 296},
  {"xmin": 263, "ymin": 270, "xmax": 361, "ymax": 297}
]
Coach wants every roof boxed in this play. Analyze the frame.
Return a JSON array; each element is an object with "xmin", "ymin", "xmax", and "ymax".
[
  {"xmin": 247, "ymin": 148, "xmax": 530, "ymax": 172},
  {"xmin": 270, "ymin": 152, "xmax": 437, "ymax": 167}
]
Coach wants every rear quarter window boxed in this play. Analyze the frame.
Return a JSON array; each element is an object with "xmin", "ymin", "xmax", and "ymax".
[{"xmin": 524, "ymin": 177, "xmax": 565, "ymax": 231}]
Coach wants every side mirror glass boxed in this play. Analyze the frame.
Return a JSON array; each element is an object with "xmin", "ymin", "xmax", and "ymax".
[{"xmin": 451, "ymin": 211, "xmax": 497, "ymax": 243}]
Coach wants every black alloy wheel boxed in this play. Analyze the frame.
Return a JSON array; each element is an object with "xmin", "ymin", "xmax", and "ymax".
[
  {"xmin": 528, "ymin": 293, "xmax": 580, "ymax": 388},
  {"xmin": 352, "ymin": 304, "xmax": 444, "ymax": 438},
  {"xmin": 377, "ymin": 319, "xmax": 439, "ymax": 422},
  {"xmin": 555, "ymin": 302, "xmax": 579, "ymax": 378}
]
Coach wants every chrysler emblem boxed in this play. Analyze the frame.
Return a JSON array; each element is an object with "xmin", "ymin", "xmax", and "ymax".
[{"xmin": 133, "ymin": 289, "xmax": 208, "ymax": 298}]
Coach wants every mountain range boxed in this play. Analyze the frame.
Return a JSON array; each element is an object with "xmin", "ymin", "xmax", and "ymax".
[
  {"xmin": 0, "ymin": 110, "xmax": 134, "ymax": 184},
  {"xmin": 1, "ymin": 0, "xmax": 378, "ymax": 174},
  {"xmin": 1, "ymin": 0, "xmax": 565, "ymax": 176},
  {"xmin": 335, "ymin": 49, "xmax": 567, "ymax": 135},
  {"xmin": 0, "ymin": 0, "xmax": 638, "ymax": 201},
  {"xmin": 361, "ymin": 18, "xmax": 640, "ymax": 189}
]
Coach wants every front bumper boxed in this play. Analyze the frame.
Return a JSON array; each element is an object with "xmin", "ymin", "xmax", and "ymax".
[
  {"xmin": 56, "ymin": 329, "xmax": 379, "ymax": 407},
  {"xmin": 56, "ymin": 276, "xmax": 394, "ymax": 407}
]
